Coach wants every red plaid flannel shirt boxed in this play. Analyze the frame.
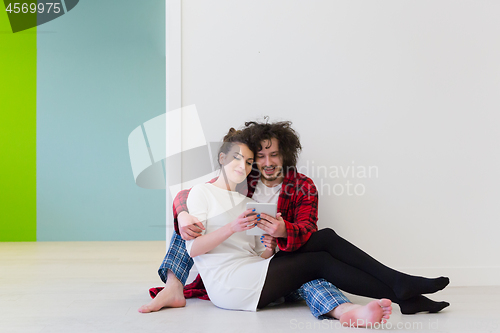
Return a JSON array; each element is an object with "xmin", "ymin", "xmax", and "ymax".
[{"xmin": 172, "ymin": 168, "xmax": 318, "ymax": 252}]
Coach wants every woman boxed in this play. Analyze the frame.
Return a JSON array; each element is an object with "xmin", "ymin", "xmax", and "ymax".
[{"xmin": 185, "ymin": 128, "xmax": 395, "ymax": 327}]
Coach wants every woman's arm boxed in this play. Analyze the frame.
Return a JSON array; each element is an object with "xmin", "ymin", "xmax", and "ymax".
[
  {"xmin": 188, "ymin": 208, "xmax": 258, "ymax": 257},
  {"xmin": 188, "ymin": 223, "xmax": 234, "ymax": 257}
]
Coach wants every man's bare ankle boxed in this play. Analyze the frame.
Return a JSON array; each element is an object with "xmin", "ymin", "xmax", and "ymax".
[
  {"xmin": 165, "ymin": 270, "xmax": 184, "ymax": 289},
  {"xmin": 328, "ymin": 302, "xmax": 355, "ymax": 319}
]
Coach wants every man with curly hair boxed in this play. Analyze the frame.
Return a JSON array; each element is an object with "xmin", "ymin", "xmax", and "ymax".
[
  {"xmin": 139, "ymin": 120, "xmax": 449, "ymax": 318},
  {"xmin": 139, "ymin": 120, "xmax": 355, "ymax": 319}
]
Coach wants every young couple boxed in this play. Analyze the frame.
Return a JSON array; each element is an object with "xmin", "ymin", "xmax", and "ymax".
[{"xmin": 139, "ymin": 120, "xmax": 450, "ymax": 327}]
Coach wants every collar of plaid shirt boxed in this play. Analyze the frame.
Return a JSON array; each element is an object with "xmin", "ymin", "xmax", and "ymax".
[{"xmin": 244, "ymin": 167, "xmax": 317, "ymax": 202}]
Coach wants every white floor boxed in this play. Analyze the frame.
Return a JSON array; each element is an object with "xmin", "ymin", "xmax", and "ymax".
[{"xmin": 1, "ymin": 241, "xmax": 499, "ymax": 333}]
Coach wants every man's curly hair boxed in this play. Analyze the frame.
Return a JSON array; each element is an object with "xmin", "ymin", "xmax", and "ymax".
[{"xmin": 243, "ymin": 120, "xmax": 302, "ymax": 172}]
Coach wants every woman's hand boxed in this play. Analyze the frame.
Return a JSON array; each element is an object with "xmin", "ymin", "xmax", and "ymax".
[
  {"xmin": 260, "ymin": 234, "xmax": 277, "ymax": 259},
  {"xmin": 261, "ymin": 234, "xmax": 277, "ymax": 252},
  {"xmin": 229, "ymin": 208, "xmax": 258, "ymax": 233}
]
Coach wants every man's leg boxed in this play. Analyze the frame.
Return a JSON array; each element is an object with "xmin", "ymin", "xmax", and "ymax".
[
  {"xmin": 285, "ymin": 279, "xmax": 392, "ymax": 326},
  {"xmin": 285, "ymin": 279, "xmax": 350, "ymax": 319},
  {"xmin": 138, "ymin": 232, "xmax": 194, "ymax": 313},
  {"xmin": 157, "ymin": 232, "xmax": 194, "ymax": 285}
]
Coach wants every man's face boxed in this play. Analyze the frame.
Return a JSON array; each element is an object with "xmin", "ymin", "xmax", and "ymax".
[{"xmin": 255, "ymin": 138, "xmax": 284, "ymax": 184}]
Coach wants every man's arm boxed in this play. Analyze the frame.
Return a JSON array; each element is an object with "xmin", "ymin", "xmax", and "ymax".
[
  {"xmin": 172, "ymin": 189, "xmax": 190, "ymax": 235},
  {"xmin": 172, "ymin": 177, "xmax": 218, "ymax": 237},
  {"xmin": 276, "ymin": 186, "xmax": 318, "ymax": 252},
  {"xmin": 257, "ymin": 177, "xmax": 319, "ymax": 252}
]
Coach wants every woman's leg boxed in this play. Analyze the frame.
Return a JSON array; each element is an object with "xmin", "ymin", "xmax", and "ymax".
[
  {"xmin": 295, "ymin": 228, "xmax": 449, "ymax": 300},
  {"xmin": 258, "ymin": 250, "xmax": 449, "ymax": 314}
]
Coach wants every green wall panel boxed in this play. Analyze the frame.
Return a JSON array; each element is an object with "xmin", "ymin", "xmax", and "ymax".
[{"xmin": 0, "ymin": 8, "xmax": 37, "ymax": 241}]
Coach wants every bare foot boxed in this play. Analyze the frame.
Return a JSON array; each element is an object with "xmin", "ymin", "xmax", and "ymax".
[
  {"xmin": 138, "ymin": 272, "xmax": 186, "ymax": 313},
  {"xmin": 339, "ymin": 299, "xmax": 392, "ymax": 328},
  {"xmin": 138, "ymin": 284, "xmax": 186, "ymax": 313}
]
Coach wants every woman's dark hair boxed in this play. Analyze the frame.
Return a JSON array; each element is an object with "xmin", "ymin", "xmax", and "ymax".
[
  {"xmin": 217, "ymin": 127, "xmax": 256, "ymax": 167},
  {"xmin": 243, "ymin": 120, "xmax": 302, "ymax": 171}
]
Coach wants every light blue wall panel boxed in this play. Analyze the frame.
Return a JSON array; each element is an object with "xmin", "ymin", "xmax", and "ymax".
[{"xmin": 37, "ymin": 0, "xmax": 166, "ymax": 241}]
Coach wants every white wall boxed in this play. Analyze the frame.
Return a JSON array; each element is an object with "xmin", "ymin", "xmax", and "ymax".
[{"xmin": 174, "ymin": 0, "xmax": 500, "ymax": 286}]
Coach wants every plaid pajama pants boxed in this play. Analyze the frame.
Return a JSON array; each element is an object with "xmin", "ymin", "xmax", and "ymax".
[{"xmin": 158, "ymin": 232, "xmax": 351, "ymax": 319}]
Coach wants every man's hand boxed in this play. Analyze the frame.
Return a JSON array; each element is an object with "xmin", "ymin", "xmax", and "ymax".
[
  {"xmin": 256, "ymin": 212, "xmax": 287, "ymax": 238},
  {"xmin": 179, "ymin": 211, "xmax": 205, "ymax": 240}
]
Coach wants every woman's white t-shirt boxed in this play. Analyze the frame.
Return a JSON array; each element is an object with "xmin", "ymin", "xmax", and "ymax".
[{"xmin": 185, "ymin": 183, "xmax": 272, "ymax": 311}]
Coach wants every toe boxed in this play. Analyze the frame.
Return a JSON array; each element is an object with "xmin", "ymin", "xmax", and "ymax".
[
  {"xmin": 138, "ymin": 305, "xmax": 152, "ymax": 313},
  {"xmin": 379, "ymin": 298, "xmax": 392, "ymax": 307}
]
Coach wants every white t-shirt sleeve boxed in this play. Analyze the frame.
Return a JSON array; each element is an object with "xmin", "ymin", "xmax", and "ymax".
[{"xmin": 185, "ymin": 185, "xmax": 209, "ymax": 256}]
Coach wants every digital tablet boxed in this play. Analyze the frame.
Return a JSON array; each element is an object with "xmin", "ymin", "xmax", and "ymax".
[{"xmin": 245, "ymin": 202, "xmax": 277, "ymax": 236}]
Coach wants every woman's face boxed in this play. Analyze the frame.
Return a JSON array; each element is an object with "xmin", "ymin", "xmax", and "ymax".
[{"xmin": 220, "ymin": 143, "xmax": 254, "ymax": 184}]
